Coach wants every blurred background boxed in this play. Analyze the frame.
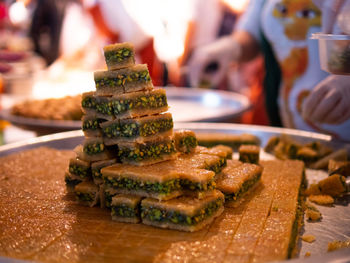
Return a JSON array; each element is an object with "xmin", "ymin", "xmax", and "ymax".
[{"xmin": 0, "ymin": 0, "xmax": 268, "ymax": 144}]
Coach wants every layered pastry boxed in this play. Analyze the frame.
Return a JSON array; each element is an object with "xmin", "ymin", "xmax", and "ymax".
[
  {"xmin": 102, "ymin": 163, "xmax": 183, "ymax": 201},
  {"xmin": 68, "ymin": 157, "xmax": 91, "ymax": 180},
  {"xmin": 101, "ymin": 113, "xmax": 173, "ymax": 145},
  {"xmin": 216, "ymin": 160, "xmax": 263, "ymax": 207},
  {"xmin": 239, "ymin": 145, "xmax": 260, "ymax": 164},
  {"xmin": 141, "ymin": 190, "xmax": 224, "ymax": 232},
  {"xmin": 64, "ymin": 171, "xmax": 84, "ymax": 193},
  {"xmin": 91, "ymin": 158, "xmax": 117, "ymax": 185},
  {"xmin": 74, "ymin": 139, "xmax": 113, "ymax": 162},
  {"xmin": 110, "ymin": 88, "xmax": 168, "ymax": 119},
  {"xmin": 196, "ymin": 145, "xmax": 233, "ymax": 160},
  {"xmin": 111, "ymin": 194, "xmax": 143, "ymax": 223},
  {"xmin": 176, "ymin": 153, "xmax": 227, "ymax": 175},
  {"xmin": 95, "ymin": 64, "xmax": 153, "ymax": 96},
  {"xmin": 196, "ymin": 132, "xmax": 260, "ymax": 149},
  {"xmin": 117, "ymin": 138, "xmax": 177, "ymax": 165},
  {"xmin": 103, "ymin": 42, "xmax": 135, "ymax": 71},
  {"xmin": 74, "ymin": 181, "xmax": 100, "ymax": 207},
  {"xmin": 81, "ymin": 92, "xmax": 115, "ymax": 121},
  {"xmin": 82, "ymin": 114, "xmax": 104, "ymax": 137},
  {"xmin": 174, "ymin": 130, "xmax": 198, "ymax": 154}
]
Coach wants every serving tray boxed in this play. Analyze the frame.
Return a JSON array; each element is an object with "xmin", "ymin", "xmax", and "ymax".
[
  {"xmin": 0, "ymin": 123, "xmax": 349, "ymax": 263},
  {"xmin": 0, "ymin": 88, "xmax": 250, "ymax": 134}
]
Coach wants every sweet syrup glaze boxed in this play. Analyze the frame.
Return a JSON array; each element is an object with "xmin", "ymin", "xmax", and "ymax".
[{"xmin": 0, "ymin": 148, "xmax": 304, "ymax": 262}]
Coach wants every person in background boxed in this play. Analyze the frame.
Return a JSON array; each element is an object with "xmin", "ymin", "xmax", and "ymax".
[{"xmin": 188, "ymin": 0, "xmax": 350, "ymax": 142}]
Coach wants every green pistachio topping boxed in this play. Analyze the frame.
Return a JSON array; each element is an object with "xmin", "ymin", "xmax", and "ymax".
[
  {"xmin": 82, "ymin": 96, "xmax": 97, "ymax": 109},
  {"xmin": 95, "ymin": 100, "xmax": 114, "ymax": 116},
  {"xmin": 105, "ymin": 48, "xmax": 133, "ymax": 63},
  {"xmin": 103, "ymin": 118, "xmax": 173, "ymax": 139},
  {"xmin": 112, "ymin": 93, "xmax": 167, "ymax": 115},
  {"xmin": 141, "ymin": 198, "xmax": 223, "ymax": 225},
  {"xmin": 118, "ymin": 141, "xmax": 176, "ymax": 162},
  {"xmin": 206, "ymin": 157, "xmax": 227, "ymax": 174},
  {"xmin": 181, "ymin": 178, "xmax": 216, "ymax": 191},
  {"xmin": 69, "ymin": 164, "xmax": 90, "ymax": 178},
  {"xmin": 83, "ymin": 142, "xmax": 105, "ymax": 155},
  {"xmin": 104, "ymin": 191, "xmax": 115, "ymax": 208},
  {"xmin": 75, "ymin": 192, "xmax": 95, "ymax": 202},
  {"xmin": 104, "ymin": 177, "xmax": 181, "ymax": 195},
  {"xmin": 82, "ymin": 119, "xmax": 103, "ymax": 131},
  {"xmin": 95, "ymin": 70, "xmax": 151, "ymax": 88},
  {"xmin": 111, "ymin": 204, "xmax": 139, "ymax": 218},
  {"xmin": 179, "ymin": 136, "xmax": 198, "ymax": 153},
  {"xmin": 225, "ymin": 172, "xmax": 261, "ymax": 202}
]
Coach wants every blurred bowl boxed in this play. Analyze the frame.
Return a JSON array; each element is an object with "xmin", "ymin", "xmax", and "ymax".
[{"xmin": 311, "ymin": 33, "xmax": 350, "ymax": 75}]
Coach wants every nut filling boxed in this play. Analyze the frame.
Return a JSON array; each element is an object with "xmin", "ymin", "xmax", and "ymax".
[
  {"xmin": 82, "ymin": 96, "xmax": 97, "ymax": 110},
  {"xmin": 104, "ymin": 48, "xmax": 133, "ymax": 64},
  {"xmin": 118, "ymin": 141, "xmax": 176, "ymax": 162},
  {"xmin": 112, "ymin": 94, "xmax": 167, "ymax": 115},
  {"xmin": 82, "ymin": 119, "xmax": 104, "ymax": 131},
  {"xmin": 104, "ymin": 177, "xmax": 181, "ymax": 195},
  {"xmin": 95, "ymin": 70, "xmax": 151, "ymax": 88},
  {"xmin": 207, "ymin": 157, "xmax": 227, "ymax": 174},
  {"xmin": 83, "ymin": 143, "xmax": 105, "ymax": 155},
  {"xmin": 69, "ymin": 164, "xmax": 90, "ymax": 178},
  {"xmin": 224, "ymin": 172, "xmax": 262, "ymax": 202},
  {"xmin": 111, "ymin": 204, "xmax": 139, "ymax": 218},
  {"xmin": 179, "ymin": 136, "xmax": 198, "ymax": 153},
  {"xmin": 103, "ymin": 118, "xmax": 173, "ymax": 139},
  {"xmin": 141, "ymin": 198, "xmax": 223, "ymax": 225}
]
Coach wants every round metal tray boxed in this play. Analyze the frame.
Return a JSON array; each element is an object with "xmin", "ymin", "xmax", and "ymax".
[{"xmin": 0, "ymin": 123, "xmax": 349, "ymax": 263}]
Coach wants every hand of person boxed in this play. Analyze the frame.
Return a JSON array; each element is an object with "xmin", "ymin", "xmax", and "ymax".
[
  {"xmin": 187, "ymin": 35, "xmax": 240, "ymax": 88},
  {"xmin": 302, "ymin": 75, "xmax": 350, "ymax": 124},
  {"xmin": 312, "ymin": 0, "xmax": 350, "ymax": 33}
]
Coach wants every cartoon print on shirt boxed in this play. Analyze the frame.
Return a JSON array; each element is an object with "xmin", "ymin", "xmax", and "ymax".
[{"xmin": 272, "ymin": 0, "xmax": 321, "ymax": 128}]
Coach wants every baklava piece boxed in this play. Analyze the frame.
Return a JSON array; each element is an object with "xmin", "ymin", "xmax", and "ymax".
[
  {"xmin": 239, "ymin": 145, "xmax": 260, "ymax": 164},
  {"xmin": 74, "ymin": 181, "xmax": 99, "ymax": 207},
  {"xmin": 174, "ymin": 130, "xmax": 198, "ymax": 154},
  {"xmin": 74, "ymin": 138, "xmax": 113, "ymax": 162},
  {"xmin": 141, "ymin": 190, "xmax": 224, "ymax": 232},
  {"xmin": 91, "ymin": 158, "xmax": 117, "ymax": 185},
  {"xmin": 82, "ymin": 114, "xmax": 105, "ymax": 137},
  {"xmin": 216, "ymin": 160, "xmax": 262, "ymax": 207},
  {"xmin": 111, "ymin": 194, "xmax": 142, "ymax": 223},
  {"xmin": 264, "ymin": 136, "xmax": 280, "ymax": 153},
  {"xmin": 101, "ymin": 113, "xmax": 173, "ymax": 145},
  {"xmin": 64, "ymin": 172, "xmax": 83, "ymax": 193},
  {"xmin": 81, "ymin": 91, "xmax": 97, "ymax": 115},
  {"xmin": 296, "ymin": 147, "xmax": 318, "ymax": 164},
  {"xmin": 103, "ymin": 42, "xmax": 135, "ymax": 70},
  {"xmin": 196, "ymin": 132, "xmax": 260, "ymax": 149},
  {"xmin": 95, "ymin": 64, "xmax": 153, "ymax": 96},
  {"xmin": 101, "ymin": 163, "xmax": 182, "ymax": 201},
  {"xmin": 111, "ymin": 88, "xmax": 168, "ymax": 119},
  {"xmin": 68, "ymin": 157, "xmax": 91, "ymax": 180},
  {"xmin": 318, "ymin": 174, "xmax": 347, "ymax": 197},
  {"xmin": 328, "ymin": 159, "xmax": 350, "ymax": 177},
  {"xmin": 117, "ymin": 138, "xmax": 177, "ymax": 166},
  {"xmin": 176, "ymin": 153, "xmax": 227, "ymax": 175},
  {"xmin": 196, "ymin": 145, "xmax": 233, "ymax": 159}
]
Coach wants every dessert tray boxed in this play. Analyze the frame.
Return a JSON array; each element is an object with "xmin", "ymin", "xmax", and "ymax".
[{"xmin": 0, "ymin": 123, "xmax": 349, "ymax": 263}]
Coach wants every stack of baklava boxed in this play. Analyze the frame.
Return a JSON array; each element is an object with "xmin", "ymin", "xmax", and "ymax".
[{"xmin": 65, "ymin": 42, "xmax": 263, "ymax": 232}]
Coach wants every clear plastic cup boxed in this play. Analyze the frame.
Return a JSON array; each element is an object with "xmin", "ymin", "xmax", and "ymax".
[{"xmin": 311, "ymin": 33, "xmax": 350, "ymax": 75}]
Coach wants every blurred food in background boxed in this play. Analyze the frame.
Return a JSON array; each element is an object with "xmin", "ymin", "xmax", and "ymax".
[{"xmin": 11, "ymin": 94, "xmax": 82, "ymax": 120}]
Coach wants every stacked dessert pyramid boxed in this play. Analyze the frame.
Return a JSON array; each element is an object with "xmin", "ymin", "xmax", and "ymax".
[{"xmin": 65, "ymin": 42, "xmax": 263, "ymax": 232}]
